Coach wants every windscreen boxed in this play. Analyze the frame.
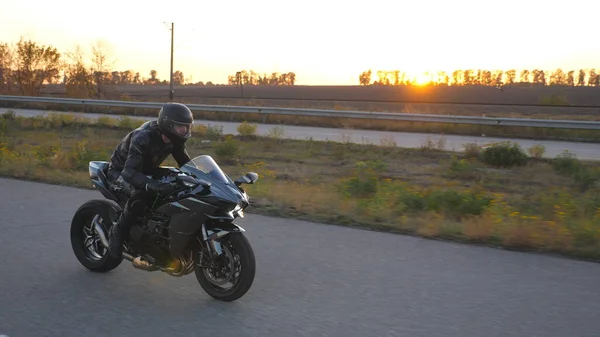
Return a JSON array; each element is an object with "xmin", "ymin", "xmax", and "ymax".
[{"xmin": 180, "ymin": 155, "xmax": 232, "ymax": 185}]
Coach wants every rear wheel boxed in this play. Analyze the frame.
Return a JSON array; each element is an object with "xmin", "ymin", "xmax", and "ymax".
[
  {"xmin": 70, "ymin": 200, "xmax": 124, "ymax": 272},
  {"xmin": 194, "ymin": 232, "xmax": 256, "ymax": 302}
]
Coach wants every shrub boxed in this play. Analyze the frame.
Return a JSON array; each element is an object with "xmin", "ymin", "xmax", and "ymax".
[
  {"xmin": 1, "ymin": 110, "xmax": 16, "ymax": 120},
  {"xmin": 192, "ymin": 124, "xmax": 208, "ymax": 137},
  {"xmin": 51, "ymin": 140, "xmax": 107, "ymax": 170},
  {"xmin": 387, "ymin": 184, "xmax": 492, "ymax": 219},
  {"xmin": 206, "ymin": 125, "xmax": 224, "ymax": 140},
  {"xmin": 117, "ymin": 117, "xmax": 142, "ymax": 129},
  {"xmin": 96, "ymin": 116, "xmax": 117, "ymax": 128},
  {"xmin": 446, "ymin": 156, "xmax": 482, "ymax": 180},
  {"xmin": 528, "ymin": 144, "xmax": 546, "ymax": 158},
  {"xmin": 420, "ymin": 134, "xmax": 446, "ymax": 151},
  {"xmin": 462, "ymin": 142, "xmax": 482, "ymax": 158},
  {"xmin": 423, "ymin": 189, "xmax": 492, "ymax": 219},
  {"xmin": 237, "ymin": 121, "xmax": 257, "ymax": 137},
  {"xmin": 266, "ymin": 125, "xmax": 284, "ymax": 140},
  {"xmin": 214, "ymin": 136, "xmax": 239, "ymax": 162},
  {"xmin": 340, "ymin": 160, "xmax": 387, "ymax": 198},
  {"xmin": 552, "ymin": 151, "xmax": 600, "ymax": 189},
  {"xmin": 552, "ymin": 151, "xmax": 582, "ymax": 175},
  {"xmin": 481, "ymin": 141, "xmax": 529, "ymax": 167}
]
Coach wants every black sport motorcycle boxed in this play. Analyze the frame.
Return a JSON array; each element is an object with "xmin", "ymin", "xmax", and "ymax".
[{"xmin": 70, "ymin": 155, "xmax": 259, "ymax": 302}]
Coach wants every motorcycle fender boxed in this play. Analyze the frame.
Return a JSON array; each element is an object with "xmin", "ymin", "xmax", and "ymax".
[
  {"xmin": 202, "ymin": 222, "xmax": 245, "ymax": 257},
  {"xmin": 204, "ymin": 221, "xmax": 246, "ymax": 235}
]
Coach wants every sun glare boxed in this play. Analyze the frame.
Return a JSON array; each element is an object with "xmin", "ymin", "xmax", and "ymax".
[
  {"xmin": 413, "ymin": 74, "xmax": 431, "ymax": 86},
  {"xmin": 409, "ymin": 72, "xmax": 435, "ymax": 86}
]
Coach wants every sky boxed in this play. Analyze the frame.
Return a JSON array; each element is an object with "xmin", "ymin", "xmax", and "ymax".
[{"xmin": 1, "ymin": 0, "xmax": 598, "ymax": 85}]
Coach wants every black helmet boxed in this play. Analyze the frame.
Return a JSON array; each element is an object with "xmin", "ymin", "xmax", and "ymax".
[{"xmin": 157, "ymin": 102, "xmax": 194, "ymax": 144}]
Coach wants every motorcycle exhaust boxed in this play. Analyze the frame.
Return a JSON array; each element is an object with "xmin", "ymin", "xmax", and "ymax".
[
  {"xmin": 123, "ymin": 252, "xmax": 158, "ymax": 271},
  {"xmin": 124, "ymin": 252, "xmax": 190, "ymax": 276},
  {"xmin": 122, "ymin": 252, "xmax": 134, "ymax": 261}
]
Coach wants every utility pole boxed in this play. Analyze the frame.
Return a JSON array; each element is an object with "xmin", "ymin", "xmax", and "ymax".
[
  {"xmin": 164, "ymin": 21, "xmax": 174, "ymax": 101},
  {"xmin": 236, "ymin": 71, "xmax": 244, "ymax": 97}
]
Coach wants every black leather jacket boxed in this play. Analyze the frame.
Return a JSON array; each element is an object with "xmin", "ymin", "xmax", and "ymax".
[{"xmin": 108, "ymin": 120, "xmax": 192, "ymax": 189}]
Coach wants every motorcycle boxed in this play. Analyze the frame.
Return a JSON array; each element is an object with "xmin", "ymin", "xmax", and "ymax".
[{"xmin": 69, "ymin": 155, "xmax": 259, "ymax": 302}]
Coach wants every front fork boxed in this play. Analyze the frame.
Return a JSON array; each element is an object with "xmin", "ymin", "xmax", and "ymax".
[{"xmin": 200, "ymin": 223, "xmax": 230, "ymax": 258}]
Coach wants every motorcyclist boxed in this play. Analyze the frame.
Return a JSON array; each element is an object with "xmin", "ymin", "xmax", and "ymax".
[{"xmin": 106, "ymin": 102, "xmax": 194, "ymax": 259}]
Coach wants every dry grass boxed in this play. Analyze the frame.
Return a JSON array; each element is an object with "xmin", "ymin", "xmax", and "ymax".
[{"xmin": 2, "ymin": 112, "xmax": 600, "ymax": 261}]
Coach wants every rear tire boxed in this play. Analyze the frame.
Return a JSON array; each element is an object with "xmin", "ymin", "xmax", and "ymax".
[
  {"xmin": 194, "ymin": 232, "xmax": 256, "ymax": 302},
  {"xmin": 70, "ymin": 199, "xmax": 124, "ymax": 272}
]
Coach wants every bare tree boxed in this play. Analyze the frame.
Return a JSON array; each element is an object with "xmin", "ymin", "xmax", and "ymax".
[
  {"xmin": 90, "ymin": 40, "xmax": 116, "ymax": 97},
  {"xmin": 63, "ymin": 45, "xmax": 96, "ymax": 98},
  {"xmin": 0, "ymin": 42, "xmax": 15, "ymax": 93}
]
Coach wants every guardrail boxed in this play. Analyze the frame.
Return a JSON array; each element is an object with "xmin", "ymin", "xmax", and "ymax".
[{"xmin": 2, "ymin": 94, "xmax": 600, "ymax": 130}]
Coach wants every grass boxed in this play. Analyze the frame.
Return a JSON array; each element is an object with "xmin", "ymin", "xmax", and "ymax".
[
  {"xmin": 2, "ymin": 111, "xmax": 600, "ymax": 262},
  {"xmin": 3, "ymin": 98, "xmax": 600, "ymax": 143}
]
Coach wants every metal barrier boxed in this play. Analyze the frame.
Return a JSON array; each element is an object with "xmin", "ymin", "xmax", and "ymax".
[{"xmin": 2, "ymin": 94, "xmax": 600, "ymax": 130}]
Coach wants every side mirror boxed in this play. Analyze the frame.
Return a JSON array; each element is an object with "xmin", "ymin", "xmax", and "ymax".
[{"xmin": 234, "ymin": 172, "xmax": 259, "ymax": 186}]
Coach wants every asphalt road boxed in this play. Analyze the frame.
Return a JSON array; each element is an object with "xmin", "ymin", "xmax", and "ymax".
[
  {"xmin": 3, "ymin": 107, "xmax": 599, "ymax": 161},
  {"xmin": 1, "ymin": 177, "xmax": 600, "ymax": 337}
]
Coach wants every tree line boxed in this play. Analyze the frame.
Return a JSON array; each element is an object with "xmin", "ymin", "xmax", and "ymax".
[
  {"xmin": 358, "ymin": 69, "xmax": 600, "ymax": 87},
  {"xmin": 227, "ymin": 70, "xmax": 296, "ymax": 86},
  {"xmin": 0, "ymin": 38, "xmax": 296, "ymax": 98}
]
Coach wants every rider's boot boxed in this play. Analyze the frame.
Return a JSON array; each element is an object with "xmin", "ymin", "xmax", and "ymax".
[{"xmin": 108, "ymin": 214, "xmax": 128, "ymax": 259}]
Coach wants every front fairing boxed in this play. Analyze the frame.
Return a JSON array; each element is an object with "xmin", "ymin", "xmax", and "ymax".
[{"xmin": 179, "ymin": 155, "xmax": 248, "ymax": 210}]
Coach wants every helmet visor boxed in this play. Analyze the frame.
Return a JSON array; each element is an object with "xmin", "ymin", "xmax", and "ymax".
[{"xmin": 173, "ymin": 123, "xmax": 192, "ymax": 137}]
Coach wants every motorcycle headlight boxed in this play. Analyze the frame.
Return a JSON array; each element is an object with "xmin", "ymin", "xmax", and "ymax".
[{"xmin": 230, "ymin": 204, "xmax": 244, "ymax": 218}]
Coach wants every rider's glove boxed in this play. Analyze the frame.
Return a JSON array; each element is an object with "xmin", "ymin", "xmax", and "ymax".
[{"xmin": 145, "ymin": 180, "xmax": 178, "ymax": 196}]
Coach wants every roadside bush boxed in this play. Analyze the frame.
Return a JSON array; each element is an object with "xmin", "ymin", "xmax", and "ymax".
[
  {"xmin": 481, "ymin": 141, "xmax": 529, "ymax": 168},
  {"xmin": 462, "ymin": 142, "xmax": 482, "ymax": 158},
  {"xmin": 552, "ymin": 151, "xmax": 600, "ymax": 189},
  {"xmin": 96, "ymin": 116, "xmax": 118, "ymax": 127},
  {"xmin": 1, "ymin": 110, "xmax": 16, "ymax": 120},
  {"xmin": 237, "ymin": 121, "xmax": 257, "ymax": 137},
  {"xmin": 117, "ymin": 117, "xmax": 142, "ymax": 129},
  {"xmin": 340, "ymin": 160, "xmax": 387, "ymax": 198},
  {"xmin": 358, "ymin": 181, "xmax": 494, "ymax": 220},
  {"xmin": 266, "ymin": 125, "xmax": 285, "ymax": 140},
  {"xmin": 192, "ymin": 124, "xmax": 208, "ymax": 137},
  {"xmin": 528, "ymin": 144, "xmax": 546, "ymax": 159},
  {"xmin": 206, "ymin": 125, "xmax": 224, "ymax": 140},
  {"xmin": 214, "ymin": 136, "xmax": 239, "ymax": 162},
  {"xmin": 552, "ymin": 151, "xmax": 582, "ymax": 175},
  {"xmin": 446, "ymin": 156, "xmax": 482, "ymax": 180},
  {"xmin": 423, "ymin": 189, "xmax": 492, "ymax": 219},
  {"xmin": 51, "ymin": 140, "xmax": 107, "ymax": 170}
]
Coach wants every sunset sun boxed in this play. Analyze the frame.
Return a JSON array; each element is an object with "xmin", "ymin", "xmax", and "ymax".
[{"xmin": 413, "ymin": 73, "xmax": 432, "ymax": 86}]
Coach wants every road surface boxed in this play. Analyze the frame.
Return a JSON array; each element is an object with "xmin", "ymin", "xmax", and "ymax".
[
  {"xmin": 1, "ymin": 177, "xmax": 600, "ymax": 337},
  {"xmin": 3, "ymin": 107, "xmax": 599, "ymax": 160}
]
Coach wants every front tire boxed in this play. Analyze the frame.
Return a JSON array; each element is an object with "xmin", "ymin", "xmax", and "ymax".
[
  {"xmin": 194, "ymin": 232, "xmax": 256, "ymax": 302},
  {"xmin": 70, "ymin": 199, "xmax": 124, "ymax": 272}
]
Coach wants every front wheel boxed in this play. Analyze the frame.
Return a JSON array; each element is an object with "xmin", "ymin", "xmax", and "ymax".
[{"xmin": 194, "ymin": 232, "xmax": 256, "ymax": 302}]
